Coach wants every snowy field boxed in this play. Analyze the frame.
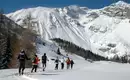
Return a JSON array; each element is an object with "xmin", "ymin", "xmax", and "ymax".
[
  {"xmin": 1, "ymin": 43, "xmax": 130, "ymax": 80},
  {"xmin": 1, "ymin": 60, "xmax": 130, "ymax": 80}
]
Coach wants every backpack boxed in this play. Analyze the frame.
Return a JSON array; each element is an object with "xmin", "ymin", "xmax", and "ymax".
[
  {"xmin": 33, "ymin": 58, "xmax": 37, "ymax": 63},
  {"xmin": 55, "ymin": 59, "xmax": 58, "ymax": 63},
  {"xmin": 19, "ymin": 53, "xmax": 25, "ymax": 60},
  {"xmin": 66, "ymin": 59, "xmax": 71, "ymax": 64},
  {"xmin": 55, "ymin": 59, "xmax": 59, "ymax": 64},
  {"xmin": 33, "ymin": 57, "xmax": 40, "ymax": 64},
  {"xmin": 42, "ymin": 55, "xmax": 47, "ymax": 63},
  {"xmin": 71, "ymin": 60, "xmax": 74, "ymax": 64}
]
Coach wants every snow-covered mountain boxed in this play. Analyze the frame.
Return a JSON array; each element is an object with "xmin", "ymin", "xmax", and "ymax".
[{"xmin": 6, "ymin": 1, "xmax": 130, "ymax": 58}]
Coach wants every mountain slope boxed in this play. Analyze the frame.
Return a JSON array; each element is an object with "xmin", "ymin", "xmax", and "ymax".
[
  {"xmin": 0, "ymin": 13, "xmax": 38, "ymax": 68},
  {"xmin": 6, "ymin": 1, "xmax": 130, "ymax": 58},
  {"xmin": 0, "ymin": 14, "xmax": 24, "ymax": 69},
  {"xmin": 7, "ymin": 6, "xmax": 91, "ymax": 50}
]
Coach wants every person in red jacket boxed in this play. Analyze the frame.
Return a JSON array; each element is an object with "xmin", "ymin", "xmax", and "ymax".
[
  {"xmin": 31, "ymin": 55, "xmax": 40, "ymax": 73},
  {"xmin": 66, "ymin": 57, "xmax": 71, "ymax": 69}
]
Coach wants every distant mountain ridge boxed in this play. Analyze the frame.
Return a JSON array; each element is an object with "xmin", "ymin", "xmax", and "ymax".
[{"xmin": 6, "ymin": 1, "xmax": 130, "ymax": 58}]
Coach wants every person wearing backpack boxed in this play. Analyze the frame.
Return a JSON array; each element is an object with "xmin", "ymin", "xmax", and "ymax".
[
  {"xmin": 70, "ymin": 59, "xmax": 74, "ymax": 69},
  {"xmin": 17, "ymin": 50, "xmax": 30, "ymax": 75},
  {"xmin": 55, "ymin": 57, "xmax": 60, "ymax": 70},
  {"xmin": 42, "ymin": 53, "xmax": 48, "ymax": 71},
  {"xmin": 31, "ymin": 55, "xmax": 40, "ymax": 73},
  {"xmin": 66, "ymin": 57, "xmax": 71, "ymax": 69},
  {"xmin": 60, "ymin": 57, "xmax": 65, "ymax": 69}
]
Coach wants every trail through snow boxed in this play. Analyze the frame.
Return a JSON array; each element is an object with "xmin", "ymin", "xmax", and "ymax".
[{"xmin": 1, "ymin": 60, "xmax": 130, "ymax": 80}]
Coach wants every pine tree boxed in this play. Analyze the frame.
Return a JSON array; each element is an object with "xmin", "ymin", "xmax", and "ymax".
[{"xmin": 1, "ymin": 36, "xmax": 12, "ymax": 69}]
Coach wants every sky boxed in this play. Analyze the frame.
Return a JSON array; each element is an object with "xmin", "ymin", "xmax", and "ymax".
[{"xmin": 0, "ymin": 0, "xmax": 130, "ymax": 13}]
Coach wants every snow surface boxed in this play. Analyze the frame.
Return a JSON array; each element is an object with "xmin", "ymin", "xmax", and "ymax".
[
  {"xmin": 6, "ymin": 1, "xmax": 130, "ymax": 58},
  {"xmin": 1, "ymin": 60, "xmax": 130, "ymax": 80},
  {"xmin": 1, "ymin": 40, "xmax": 130, "ymax": 80},
  {"xmin": 114, "ymin": 1, "xmax": 130, "ymax": 7}
]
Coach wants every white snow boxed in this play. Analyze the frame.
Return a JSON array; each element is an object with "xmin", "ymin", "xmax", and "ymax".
[
  {"xmin": 114, "ymin": 1, "xmax": 130, "ymax": 7},
  {"xmin": 115, "ymin": 19, "xmax": 130, "ymax": 44},
  {"xmin": 1, "ymin": 61, "xmax": 130, "ymax": 80},
  {"xmin": 1, "ymin": 42, "xmax": 130, "ymax": 80}
]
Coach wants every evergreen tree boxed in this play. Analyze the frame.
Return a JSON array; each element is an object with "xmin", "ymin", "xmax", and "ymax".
[{"xmin": 0, "ymin": 36, "xmax": 12, "ymax": 69}]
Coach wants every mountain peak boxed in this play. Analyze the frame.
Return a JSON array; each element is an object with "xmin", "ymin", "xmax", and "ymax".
[
  {"xmin": 113, "ymin": 0, "xmax": 130, "ymax": 7},
  {"xmin": 115, "ymin": 1, "xmax": 128, "ymax": 5},
  {"xmin": 65, "ymin": 5, "xmax": 80, "ymax": 10}
]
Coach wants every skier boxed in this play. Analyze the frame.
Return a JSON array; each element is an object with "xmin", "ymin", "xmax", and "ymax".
[
  {"xmin": 66, "ymin": 57, "xmax": 71, "ymax": 69},
  {"xmin": 42, "ymin": 53, "xmax": 48, "ymax": 71},
  {"xmin": 70, "ymin": 59, "xmax": 74, "ymax": 69},
  {"xmin": 17, "ymin": 50, "xmax": 30, "ymax": 75},
  {"xmin": 31, "ymin": 55, "xmax": 40, "ymax": 73},
  {"xmin": 55, "ymin": 57, "xmax": 60, "ymax": 70},
  {"xmin": 60, "ymin": 57, "xmax": 65, "ymax": 69}
]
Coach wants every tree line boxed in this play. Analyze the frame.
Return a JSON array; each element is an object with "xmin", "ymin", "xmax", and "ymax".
[{"xmin": 51, "ymin": 38, "xmax": 107, "ymax": 61}]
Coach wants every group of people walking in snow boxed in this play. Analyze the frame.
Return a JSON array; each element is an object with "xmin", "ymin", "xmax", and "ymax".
[
  {"xmin": 54, "ymin": 56, "xmax": 74, "ymax": 70},
  {"xmin": 17, "ymin": 50, "xmax": 74, "ymax": 75}
]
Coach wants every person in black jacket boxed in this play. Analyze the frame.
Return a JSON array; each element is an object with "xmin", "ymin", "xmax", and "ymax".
[
  {"xmin": 55, "ymin": 57, "xmax": 60, "ymax": 70},
  {"xmin": 17, "ymin": 50, "xmax": 30, "ymax": 75},
  {"xmin": 42, "ymin": 53, "xmax": 48, "ymax": 71},
  {"xmin": 70, "ymin": 59, "xmax": 74, "ymax": 69}
]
